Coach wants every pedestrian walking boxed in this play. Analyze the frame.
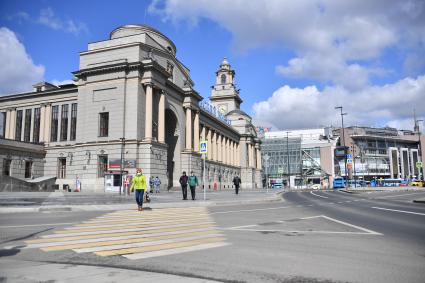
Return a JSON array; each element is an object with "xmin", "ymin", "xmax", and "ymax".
[
  {"xmin": 233, "ymin": 175, "xmax": 241, "ymax": 195},
  {"xmin": 179, "ymin": 171, "xmax": 188, "ymax": 200},
  {"xmin": 130, "ymin": 168, "xmax": 147, "ymax": 211},
  {"xmin": 149, "ymin": 176, "xmax": 154, "ymax": 193},
  {"xmin": 188, "ymin": 171, "xmax": 198, "ymax": 200},
  {"xmin": 154, "ymin": 176, "xmax": 161, "ymax": 193}
]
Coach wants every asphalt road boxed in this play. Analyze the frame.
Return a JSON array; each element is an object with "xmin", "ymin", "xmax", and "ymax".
[{"xmin": 1, "ymin": 189, "xmax": 425, "ymax": 283}]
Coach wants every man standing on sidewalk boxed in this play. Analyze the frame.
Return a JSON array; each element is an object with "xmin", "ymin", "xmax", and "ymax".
[
  {"xmin": 233, "ymin": 175, "xmax": 241, "ymax": 195},
  {"xmin": 179, "ymin": 171, "xmax": 188, "ymax": 200},
  {"xmin": 188, "ymin": 171, "xmax": 198, "ymax": 200}
]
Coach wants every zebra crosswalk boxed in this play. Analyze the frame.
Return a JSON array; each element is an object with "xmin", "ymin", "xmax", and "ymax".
[{"xmin": 25, "ymin": 207, "xmax": 229, "ymax": 260}]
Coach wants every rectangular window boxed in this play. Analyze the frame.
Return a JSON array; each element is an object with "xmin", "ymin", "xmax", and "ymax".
[
  {"xmin": 99, "ymin": 112, "xmax": 109, "ymax": 137},
  {"xmin": 50, "ymin": 105, "xmax": 59, "ymax": 142},
  {"xmin": 33, "ymin": 108, "xmax": 41, "ymax": 143},
  {"xmin": 0, "ymin": 112, "xmax": 6, "ymax": 138},
  {"xmin": 24, "ymin": 109, "xmax": 32, "ymax": 142},
  {"xmin": 25, "ymin": 161, "xmax": 33, "ymax": 178},
  {"xmin": 60, "ymin": 104, "xmax": 69, "ymax": 141},
  {"xmin": 15, "ymin": 110, "xmax": 23, "ymax": 141},
  {"xmin": 57, "ymin": 158, "xmax": 66, "ymax": 179},
  {"xmin": 3, "ymin": 159, "xmax": 11, "ymax": 176},
  {"xmin": 70, "ymin": 103, "xmax": 77, "ymax": 141},
  {"xmin": 98, "ymin": 155, "xmax": 108, "ymax": 177}
]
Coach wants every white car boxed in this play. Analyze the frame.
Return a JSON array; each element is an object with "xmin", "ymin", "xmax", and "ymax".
[{"xmin": 310, "ymin": 184, "xmax": 321, "ymax": 190}]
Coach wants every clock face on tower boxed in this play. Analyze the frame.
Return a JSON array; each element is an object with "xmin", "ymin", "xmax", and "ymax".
[{"xmin": 219, "ymin": 104, "xmax": 227, "ymax": 114}]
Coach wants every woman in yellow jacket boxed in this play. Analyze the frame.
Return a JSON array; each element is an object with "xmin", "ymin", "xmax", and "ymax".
[{"xmin": 130, "ymin": 168, "xmax": 147, "ymax": 211}]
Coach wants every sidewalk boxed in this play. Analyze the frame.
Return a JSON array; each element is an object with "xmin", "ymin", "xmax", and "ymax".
[
  {"xmin": 0, "ymin": 189, "xmax": 283, "ymax": 214},
  {"xmin": 0, "ymin": 258, "xmax": 221, "ymax": 283}
]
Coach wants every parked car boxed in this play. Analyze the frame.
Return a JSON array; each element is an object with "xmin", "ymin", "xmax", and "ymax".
[
  {"xmin": 410, "ymin": 180, "xmax": 424, "ymax": 187},
  {"xmin": 310, "ymin": 184, "xmax": 321, "ymax": 190}
]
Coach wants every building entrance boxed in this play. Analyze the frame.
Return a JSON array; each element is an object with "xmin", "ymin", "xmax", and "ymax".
[{"xmin": 165, "ymin": 109, "xmax": 179, "ymax": 189}]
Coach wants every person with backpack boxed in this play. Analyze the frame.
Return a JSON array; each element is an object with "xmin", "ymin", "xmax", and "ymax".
[
  {"xmin": 233, "ymin": 175, "xmax": 241, "ymax": 195},
  {"xmin": 149, "ymin": 176, "xmax": 154, "ymax": 193},
  {"xmin": 154, "ymin": 176, "xmax": 161, "ymax": 193},
  {"xmin": 188, "ymin": 171, "xmax": 198, "ymax": 200},
  {"xmin": 130, "ymin": 168, "xmax": 147, "ymax": 211},
  {"xmin": 179, "ymin": 171, "xmax": 188, "ymax": 200}
]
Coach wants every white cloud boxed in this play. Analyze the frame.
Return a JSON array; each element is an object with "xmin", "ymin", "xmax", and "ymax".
[
  {"xmin": 150, "ymin": 0, "xmax": 425, "ymax": 88},
  {"xmin": 37, "ymin": 7, "xmax": 88, "ymax": 36},
  {"xmin": 7, "ymin": 7, "xmax": 88, "ymax": 36},
  {"xmin": 252, "ymin": 75, "xmax": 425, "ymax": 130},
  {"xmin": 51, "ymin": 79, "xmax": 74, "ymax": 86},
  {"xmin": 0, "ymin": 27, "xmax": 44, "ymax": 95}
]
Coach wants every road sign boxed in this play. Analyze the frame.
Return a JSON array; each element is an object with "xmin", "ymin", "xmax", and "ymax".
[
  {"xmin": 278, "ymin": 167, "xmax": 284, "ymax": 174},
  {"xmin": 346, "ymin": 154, "xmax": 353, "ymax": 159},
  {"xmin": 347, "ymin": 158, "xmax": 353, "ymax": 164},
  {"xmin": 200, "ymin": 141, "xmax": 208, "ymax": 154},
  {"xmin": 416, "ymin": 161, "xmax": 423, "ymax": 169}
]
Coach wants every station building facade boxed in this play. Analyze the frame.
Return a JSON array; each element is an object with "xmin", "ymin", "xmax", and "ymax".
[{"xmin": 0, "ymin": 24, "xmax": 262, "ymax": 192}]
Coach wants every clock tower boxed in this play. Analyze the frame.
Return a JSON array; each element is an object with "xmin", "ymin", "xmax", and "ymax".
[{"xmin": 210, "ymin": 57, "xmax": 243, "ymax": 115}]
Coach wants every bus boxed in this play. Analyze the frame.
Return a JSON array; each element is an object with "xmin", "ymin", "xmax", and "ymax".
[
  {"xmin": 370, "ymin": 178, "xmax": 404, "ymax": 187},
  {"xmin": 333, "ymin": 177, "xmax": 346, "ymax": 189}
]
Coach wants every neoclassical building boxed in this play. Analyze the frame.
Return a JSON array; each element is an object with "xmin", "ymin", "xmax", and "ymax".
[{"xmin": 0, "ymin": 24, "xmax": 262, "ymax": 192}]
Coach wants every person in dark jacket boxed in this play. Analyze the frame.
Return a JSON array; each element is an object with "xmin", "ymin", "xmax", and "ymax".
[
  {"xmin": 233, "ymin": 175, "xmax": 241, "ymax": 194},
  {"xmin": 179, "ymin": 171, "xmax": 188, "ymax": 200}
]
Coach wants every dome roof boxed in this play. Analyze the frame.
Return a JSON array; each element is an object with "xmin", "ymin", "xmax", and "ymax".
[
  {"xmin": 110, "ymin": 24, "xmax": 177, "ymax": 55},
  {"xmin": 227, "ymin": 109, "xmax": 251, "ymax": 119}
]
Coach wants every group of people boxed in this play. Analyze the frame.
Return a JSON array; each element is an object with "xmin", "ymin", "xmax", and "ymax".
[{"xmin": 130, "ymin": 168, "xmax": 242, "ymax": 211}]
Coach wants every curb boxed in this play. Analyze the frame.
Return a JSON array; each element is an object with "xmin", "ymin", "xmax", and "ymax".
[
  {"xmin": 0, "ymin": 194, "xmax": 283, "ymax": 214},
  {"xmin": 413, "ymin": 199, "xmax": 425, "ymax": 204}
]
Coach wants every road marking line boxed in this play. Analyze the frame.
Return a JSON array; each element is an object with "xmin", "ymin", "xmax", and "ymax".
[
  {"xmin": 68, "ymin": 216, "xmax": 212, "ymax": 230},
  {"xmin": 25, "ymin": 224, "xmax": 216, "ymax": 244},
  {"xmin": 82, "ymin": 214, "xmax": 210, "ymax": 224},
  {"xmin": 310, "ymin": 191, "xmax": 328, "ymax": 199},
  {"xmin": 0, "ymin": 222, "xmax": 78, "ymax": 228},
  {"xmin": 337, "ymin": 202, "xmax": 344, "ymax": 203},
  {"xmin": 25, "ymin": 227, "xmax": 216, "ymax": 249},
  {"xmin": 124, "ymin": 242, "xmax": 230, "ymax": 260},
  {"xmin": 210, "ymin": 206, "xmax": 292, "ymax": 214},
  {"xmin": 374, "ymin": 192, "xmax": 425, "ymax": 199},
  {"xmin": 43, "ymin": 221, "xmax": 215, "ymax": 238},
  {"xmin": 95, "ymin": 237, "xmax": 225, "ymax": 256},
  {"xmin": 319, "ymin": 215, "xmax": 382, "ymax": 235},
  {"xmin": 70, "ymin": 233, "xmax": 223, "ymax": 253},
  {"xmin": 225, "ymin": 215, "xmax": 382, "ymax": 236},
  {"xmin": 371, "ymin": 207, "xmax": 425, "ymax": 216}
]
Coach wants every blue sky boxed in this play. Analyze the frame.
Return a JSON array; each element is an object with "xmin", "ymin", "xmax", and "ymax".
[{"xmin": 1, "ymin": 0, "xmax": 424, "ymax": 131}]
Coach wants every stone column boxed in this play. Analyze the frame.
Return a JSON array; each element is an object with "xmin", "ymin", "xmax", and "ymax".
[
  {"xmin": 232, "ymin": 141, "xmax": 235, "ymax": 166},
  {"xmin": 207, "ymin": 127, "xmax": 212, "ymax": 160},
  {"xmin": 8, "ymin": 109, "xmax": 17, "ymax": 140},
  {"xmin": 144, "ymin": 83, "xmax": 153, "ymax": 142},
  {"xmin": 5, "ymin": 109, "xmax": 11, "ymax": 139},
  {"xmin": 211, "ymin": 130, "xmax": 216, "ymax": 161},
  {"xmin": 249, "ymin": 143, "xmax": 253, "ymax": 167},
  {"xmin": 257, "ymin": 148, "xmax": 262, "ymax": 169},
  {"xmin": 185, "ymin": 107, "xmax": 192, "ymax": 150},
  {"xmin": 218, "ymin": 135, "xmax": 222, "ymax": 162},
  {"xmin": 223, "ymin": 137, "xmax": 229, "ymax": 164},
  {"xmin": 44, "ymin": 104, "xmax": 52, "ymax": 142},
  {"xmin": 39, "ymin": 105, "xmax": 46, "ymax": 142},
  {"xmin": 236, "ymin": 143, "xmax": 240, "ymax": 166},
  {"xmin": 158, "ymin": 90, "xmax": 165, "ymax": 143},
  {"xmin": 194, "ymin": 111, "xmax": 200, "ymax": 152}
]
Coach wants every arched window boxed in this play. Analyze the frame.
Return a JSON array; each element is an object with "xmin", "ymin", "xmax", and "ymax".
[{"xmin": 220, "ymin": 74, "xmax": 226, "ymax": 84}]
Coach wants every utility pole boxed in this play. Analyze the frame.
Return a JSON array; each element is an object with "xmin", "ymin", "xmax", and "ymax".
[
  {"xmin": 416, "ymin": 118, "xmax": 423, "ymax": 180},
  {"xmin": 335, "ymin": 106, "xmax": 348, "ymax": 188},
  {"xmin": 119, "ymin": 137, "xmax": 125, "ymax": 195},
  {"xmin": 286, "ymin": 131, "xmax": 291, "ymax": 188}
]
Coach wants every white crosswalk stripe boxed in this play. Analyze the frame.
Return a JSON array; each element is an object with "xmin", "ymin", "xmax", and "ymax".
[{"xmin": 25, "ymin": 207, "xmax": 229, "ymax": 260}]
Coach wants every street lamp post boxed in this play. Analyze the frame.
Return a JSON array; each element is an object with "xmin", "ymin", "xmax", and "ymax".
[
  {"xmin": 416, "ymin": 119, "xmax": 423, "ymax": 180},
  {"xmin": 119, "ymin": 137, "xmax": 125, "ymax": 195},
  {"xmin": 335, "ymin": 106, "xmax": 348, "ymax": 188},
  {"xmin": 286, "ymin": 131, "xmax": 291, "ymax": 188},
  {"xmin": 264, "ymin": 154, "xmax": 270, "ymax": 193}
]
